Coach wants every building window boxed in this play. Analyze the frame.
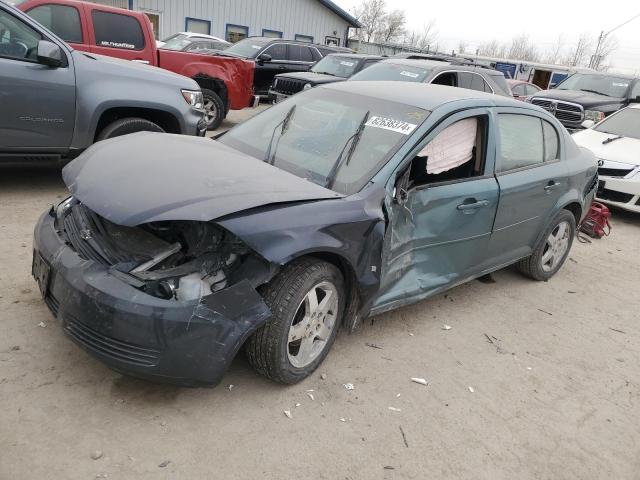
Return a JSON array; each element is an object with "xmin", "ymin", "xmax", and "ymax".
[
  {"xmin": 185, "ymin": 17, "xmax": 210, "ymax": 35},
  {"xmin": 262, "ymin": 29, "xmax": 282, "ymax": 39},
  {"xmin": 325, "ymin": 36, "xmax": 340, "ymax": 46},
  {"xmin": 226, "ymin": 24, "xmax": 248, "ymax": 43},
  {"xmin": 295, "ymin": 34, "xmax": 313, "ymax": 43},
  {"xmin": 92, "ymin": 10, "xmax": 145, "ymax": 50},
  {"xmin": 27, "ymin": 4, "xmax": 83, "ymax": 44},
  {"xmin": 143, "ymin": 11, "xmax": 161, "ymax": 40}
]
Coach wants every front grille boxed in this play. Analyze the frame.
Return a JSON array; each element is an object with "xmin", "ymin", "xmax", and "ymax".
[
  {"xmin": 597, "ymin": 188, "xmax": 634, "ymax": 204},
  {"xmin": 65, "ymin": 315, "xmax": 161, "ymax": 367},
  {"xmin": 272, "ymin": 77, "xmax": 306, "ymax": 95},
  {"xmin": 598, "ymin": 167, "xmax": 634, "ymax": 178},
  {"xmin": 531, "ymin": 98, "xmax": 584, "ymax": 124}
]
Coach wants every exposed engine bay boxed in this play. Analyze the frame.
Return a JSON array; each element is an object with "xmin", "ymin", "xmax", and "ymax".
[{"xmin": 56, "ymin": 197, "xmax": 262, "ymax": 302}]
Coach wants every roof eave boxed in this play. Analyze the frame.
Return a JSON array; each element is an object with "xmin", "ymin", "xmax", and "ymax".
[{"xmin": 317, "ymin": 0, "xmax": 362, "ymax": 28}]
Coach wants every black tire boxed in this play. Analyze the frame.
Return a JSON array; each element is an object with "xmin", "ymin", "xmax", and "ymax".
[
  {"xmin": 97, "ymin": 117, "xmax": 164, "ymax": 141},
  {"xmin": 516, "ymin": 209, "xmax": 576, "ymax": 281},
  {"xmin": 201, "ymin": 88, "xmax": 225, "ymax": 131},
  {"xmin": 245, "ymin": 258, "xmax": 345, "ymax": 384}
]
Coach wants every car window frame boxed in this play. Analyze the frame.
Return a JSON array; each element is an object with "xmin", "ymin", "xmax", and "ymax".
[
  {"xmin": 390, "ymin": 107, "xmax": 497, "ymax": 192},
  {"xmin": 288, "ymin": 43, "xmax": 314, "ymax": 63},
  {"xmin": 261, "ymin": 42, "xmax": 288, "ymax": 61},
  {"xmin": 0, "ymin": 5, "xmax": 46, "ymax": 65},
  {"xmin": 494, "ymin": 107, "xmax": 564, "ymax": 176}
]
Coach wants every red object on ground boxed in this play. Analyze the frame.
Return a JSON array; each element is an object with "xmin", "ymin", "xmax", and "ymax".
[{"xmin": 579, "ymin": 202, "xmax": 612, "ymax": 239}]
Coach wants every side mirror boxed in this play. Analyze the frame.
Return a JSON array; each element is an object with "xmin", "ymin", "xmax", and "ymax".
[
  {"xmin": 37, "ymin": 40, "xmax": 63, "ymax": 67},
  {"xmin": 581, "ymin": 120, "xmax": 595, "ymax": 129},
  {"xmin": 257, "ymin": 53, "xmax": 272, "ymax": 64}
]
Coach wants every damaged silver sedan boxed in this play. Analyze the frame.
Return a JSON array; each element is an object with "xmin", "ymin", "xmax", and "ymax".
[{"xmin": 32, "ymin": 82, "xmax": 598, "ymax": 386}]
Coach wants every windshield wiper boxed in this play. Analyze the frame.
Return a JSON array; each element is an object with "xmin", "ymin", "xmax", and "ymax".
[
  {"xmin": 263, "ymin": 104, "xmax": 296, "ymax": 165},
  {"xmin": 602, "ymin": 135, "xmax": 624, "ymax": 145},
  {"xmin": 313, "ymin": 71, "xmax": 336, "ymax": 76},
  {"xmin": 324, "ymin": 111, "xmax": 370, "ymax": 189},
  {"xmin": 580, "ymin": 88, "xmax": 610, "ymax": 97}
]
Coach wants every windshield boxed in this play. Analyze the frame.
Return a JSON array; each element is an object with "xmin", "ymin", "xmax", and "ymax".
[
  {"xmin": 219, "ymin": 88, "xmax": 429, "ymax": 195},
  {"xmin": 556, "ymin": 74, "xmax": 631, "ymax": 97},
  {"xmin": 594, "ymin": 108, "xmax": 640, "ymax": 140},
  {"xmin": 223, "ymin": 38, "xmax": 269, "ymax": 58},
  {"xmin": 350, "ymin": 62, "xmax": 432, "ymax": 83},
  {"xmin": 311, "ymin": 56, "xmax": 359, "ymax": 78},
  {"xmin": 159, "ymin": 34, "xmax": 192, "ymax": 51}
]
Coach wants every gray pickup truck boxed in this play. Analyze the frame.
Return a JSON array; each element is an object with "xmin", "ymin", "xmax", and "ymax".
[{"xmin": 0, "ymin": 2, "xmax": 206, "ymax": 164}]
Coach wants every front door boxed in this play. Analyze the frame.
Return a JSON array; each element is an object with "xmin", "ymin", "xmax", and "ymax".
[
  {"xmin": 0, "ymin": 5, "xmax": 75, "ymax": 150},
  {"xmin": 487, "ymin": 109, "xmax": 568, "ymax": 267},
  {"xmin": 254, "ymin": 43, "xmax": 288, "ymax": 94},
  {"xmin": 375, "ymin": 109, "xmax": 499, "ymax": 311}
]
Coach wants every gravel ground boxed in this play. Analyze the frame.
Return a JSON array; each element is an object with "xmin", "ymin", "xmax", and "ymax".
[{"xmin": 1, "ymin": 106, "xmax": 639, "ymax": 479}]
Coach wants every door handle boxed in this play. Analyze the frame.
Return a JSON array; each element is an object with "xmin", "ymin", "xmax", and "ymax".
[
  {"xmin": 132, "ymin": 59, "xmax": 150, "ymax": 64},
  {"xmin": 544, "ymin": 181, "xmax": 561, "ymax": 192},
  {"xmin": 456, "ymin": 199, "xmax": 489, "ymax": 212}
]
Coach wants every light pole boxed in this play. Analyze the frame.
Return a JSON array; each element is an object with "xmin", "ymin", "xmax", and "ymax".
[{"xmin": 590, "ymin": 12, "xmax": 640, "ymax": 70}]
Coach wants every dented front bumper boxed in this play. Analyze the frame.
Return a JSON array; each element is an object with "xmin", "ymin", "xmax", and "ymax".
[{"xmin": 33, "ymin": 210, "xmax": 271, "ymax": 387}]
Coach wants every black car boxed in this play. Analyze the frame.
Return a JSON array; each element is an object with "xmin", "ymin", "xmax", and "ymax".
[
  {"xmin": 528, "ymin": 72, "xmax": 640, "ymax": 131},
  {"xmin": 349, "ymin": 58, "xmax": 512, "ymax": 97},
  {"xmin": 269, "ymin": 53, "xmax": 383, "ymax": 101},
  {"xmin": 221, "ymin": 36, "xmax": 352, "ymax": 95}
]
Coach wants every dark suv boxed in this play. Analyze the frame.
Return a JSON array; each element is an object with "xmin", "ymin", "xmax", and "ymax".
[
  {"xmin": 269, "ymin": 53, "xmax": 383, "ymax": 102},
  {"xmin": 527, "ymin": 72, "xmax": 640, "ymax": 131},
  {"xmin": 348, "ymin": 58, "xmax": 512, "ymax": 97},
  {"xmin": 221, "ymin": 37, "xmax": 351, "ymax": 95}
]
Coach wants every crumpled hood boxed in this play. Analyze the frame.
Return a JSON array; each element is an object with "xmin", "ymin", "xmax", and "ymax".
[
  {"xmin": 572, "ymin": 128, "xmax": 640, "ymax": 166},
  {"xmin": 62, "ymin": 132, "xmax": 342, "ymax": 227},
  {"xmin": 532, "ymin": 89, "xmax": 624, "ymax": 111}
]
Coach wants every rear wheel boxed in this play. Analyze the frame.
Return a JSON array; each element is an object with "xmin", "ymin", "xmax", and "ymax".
[
  {"xmin": 517, "ymin": 210, "xmax": 575, "ymax": 281},
  {"xmin": 245, "ymin": 258, "xmax": 344, "ymax": 384},
  {"xmin": 97, "ymin": 117, "xmax": 164, "ymax": 141},
  {"xmin": 201, "ymin": 88, "xmax": 225, "ymax": 131}
]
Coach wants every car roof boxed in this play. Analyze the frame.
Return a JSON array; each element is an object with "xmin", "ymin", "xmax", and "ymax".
[
  {"xmin": 178, "ymin": 32, "xmax": 227, "ymax": 42},
  {"xmin": 321, "ymin": 81, "xmax": 527, "ymax": 110},
  {"xmin": 325, "ymin": 53, "xmax": 383, "ymax": 60},
  {"xmin": 246, "ymin": 36, "xmax": 348, "ymax": 49}
]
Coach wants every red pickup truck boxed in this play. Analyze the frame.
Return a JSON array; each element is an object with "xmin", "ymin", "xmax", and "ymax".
[{"xmin": 17, "ymin": 0, "xmax": 257, "ymax": 129}]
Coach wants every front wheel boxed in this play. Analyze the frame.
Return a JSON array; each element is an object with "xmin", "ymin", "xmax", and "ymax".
[
  {"xmin": 201, "ymin": 88, "xmax": 225, "ymax": 131},
  {"xmin": 517, "ymin": 210, "xmax": 576, "ymax": 281},
  {"xmin": 245, "ymin": 258, "xmax": 344, "ymax": 384},
  {"xmin": 96, "ymin": 117, "xmax": 164, "ymax": 141}
]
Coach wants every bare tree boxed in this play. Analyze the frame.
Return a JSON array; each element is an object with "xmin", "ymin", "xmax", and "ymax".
[
  {"xmin": 543, "ymin": 35, "xmax": 565, "ymax": 64},
  {"xmin": 378, "ymin": 9, "xmax": 406, "ymax": 43},
  {"xmin": 353, "ymin": 0, "xmax": 387, "ymax": 42},
  {"xmin": 508, "ymin": 34, "xmax": 539, "ymax": 61},
  {"xmin": 478, "ymin": 39, "xmax": 503, "ymax": 57},
  {"xmin": 566, "ymin": 33, "xmax": 592, "ymax": 66},
  {"xmin": 593, "ymin": 34, "xmax": 618, "ymax": 71},
  {"xmin": 405, "ymin": 20, "xmax": 438, "ymax": 50},
  {"xmin": 457, "ymin": 41, "xmax": 468, "ymax": 55}
]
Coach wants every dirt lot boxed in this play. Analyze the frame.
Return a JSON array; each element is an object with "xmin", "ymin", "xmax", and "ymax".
[{"xmin": 1, "ymin": 107, "xmax": 639, "ymax": 479}]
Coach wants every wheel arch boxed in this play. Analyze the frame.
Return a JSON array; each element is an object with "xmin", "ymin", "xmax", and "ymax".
[
  {"xmin": 94, "ymin": 107, "xmax": 181, "ymax": 141},
  {"xmin": 562, "ymin": 201, "xmax": 583, "ymax": 225},
  {"xmin": 192, "ymin": 74, "xmax": 229, "ymax": 113}
]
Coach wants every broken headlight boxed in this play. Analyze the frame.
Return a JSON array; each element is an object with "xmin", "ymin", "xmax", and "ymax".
[{"xmin": 181, "ymin": 89, "xmax": 204, "ymax": 110}]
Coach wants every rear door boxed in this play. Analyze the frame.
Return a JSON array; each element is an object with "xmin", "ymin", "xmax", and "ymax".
[
  {"xmin": 287, "ymin": 44, "xmax": 315, "ymax": 73},
  {"xmin": 86, "ymin": 7, "xmax": 151, "ymax": 62},
  {"xmin": 487, "ymin": 109, "xmax": 568, "ymax": 266},
  {"xmin": 0, "ymin": 5, "xmax": 75, "ymax": 150}
]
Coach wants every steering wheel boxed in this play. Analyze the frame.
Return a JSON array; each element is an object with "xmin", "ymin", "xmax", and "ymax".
[{"xmin": 0, "ymin": 39, "xmax": 29, "ymax": 58}]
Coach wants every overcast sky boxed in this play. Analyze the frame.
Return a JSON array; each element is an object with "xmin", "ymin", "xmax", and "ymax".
[{"xmin": 335, "ymin": 0, "xmax": 640, "ymax": 75}]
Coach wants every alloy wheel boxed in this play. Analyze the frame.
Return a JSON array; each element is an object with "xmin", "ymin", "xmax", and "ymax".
[{"xmin": 541, "ymin": 220, "xmax": 571, "ymax": 272}]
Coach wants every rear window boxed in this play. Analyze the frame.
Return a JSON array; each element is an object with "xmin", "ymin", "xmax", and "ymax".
[
  {"xmin": 28, "ymin": 4, "xmax": 82, "ymax": 43},
  {"xmin": 91, "ymin": 10, "xmax": 145, "ymax": 50},
  {"xmin": 350, "ymin": 62, "xmax": 432, "ymax": 82}
]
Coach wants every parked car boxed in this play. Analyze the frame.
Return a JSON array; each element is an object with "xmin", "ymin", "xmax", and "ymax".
[
  {"xmin": 269, "ymin": 53, "xmax": 382, "ymax": 102},
  {"xmin": 158, "ymin": 32, "xmax": 230, "ymax": 52},
  {"xmin": 572, "ymin": 105, "xmax": 640, "ymax": 212},
  {"xmin": 349, "ymin": 58, "xmax": 512, "ymax": 97},
  {"xmin": 221, "ymin": 36, "xmax": 352, "ymax": 96},
  {"xmin": 33, "ymin": 82, "xmax": 597, "ymax": 386},
  {"xmin": 528, "ymin": 72, "xmax": 640, "ymax": 132},
  {"xmin": 0, "ymin": 2, "xmax": 205, "ymax": 165},
  {"xmin": 16, "ymin": 0, "xmax": 257, "ymax": 129},
  {"xmin": 507, "ymin": 79, "xmax": 541, "ymax": 100}
]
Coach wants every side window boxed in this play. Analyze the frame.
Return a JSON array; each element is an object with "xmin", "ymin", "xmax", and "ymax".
[
  {"xmin": 512, "ymin": 84, "xmax": 526, "ymax": 96},
  {"xmin": 28, "ymin": 4, "xmax": 82, "ymax": 43},
  {"xmin": 92, "ymin": 11, "xmax": 145, "ymax": 50},
  {"xmin": 289, "ymin": 44, "xmax": 313, "ymax": 62},
  {"xmin": 431, "ymin": 72, "xmax": 457, "ymax": 87},
  {"xmin": 457, "ymin": 72, "xmax": 473, "ymax": 89},
  {"xmin": 630, "ymin": 81, "xmax": 640, "ymax": 101},
  {"xmin": 542, "ymin": 120, "xmax": 559, "ymax": 161},
  {"xmin": 0, "ymin": 8, "xmax": 41, "ymax": 61},
  {"xmin": 526, "ymin": 84, "xmax": 540, "ymax": 95},
  {"xmin": 497, "ymin": 114, "xmax": 544, "ymax": 172},
  {"xmin": 471, "ymin": 74, "xmax": 492, "ymax": 93},
  {"xmin": 408, "ymin": 116, "xmax": 488, "ymax": 187},
  {"xmin": 264, "ymin": 43, "xmax": 286, "ymax": 60}
]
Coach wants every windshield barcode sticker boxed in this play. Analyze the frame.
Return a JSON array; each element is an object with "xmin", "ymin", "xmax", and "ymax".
[
  {"xmin": 365, "ymin": 116, "xmax": 417, "ymax": 135},
  {"xmin": 340, "ymin": 61, "xmax": 355, "ymax": 66},
  {"xmin": 400, "ymin": 71, "xmax": 420, "ymax": 78}
]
